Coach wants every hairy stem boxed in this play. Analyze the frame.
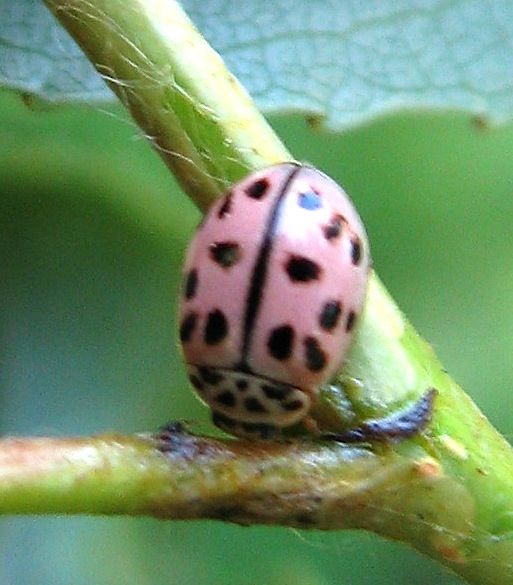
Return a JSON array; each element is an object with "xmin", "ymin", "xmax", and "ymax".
[
  {"xmin": 44, "ymin": 0, "xmax": 289, "ymax": 210},
  {"xmin": 8, "ymin": 0, "xmax": 510, "ymax": 582}
]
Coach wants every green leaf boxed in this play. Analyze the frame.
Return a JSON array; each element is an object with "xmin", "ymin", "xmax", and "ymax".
[
  {"xmin": 0, "ymin": 0, "xmax": 110, "ymax": 101},
  {"xmin": 2, "ymin": 0, "xmax": 513, "ymax": 129}
]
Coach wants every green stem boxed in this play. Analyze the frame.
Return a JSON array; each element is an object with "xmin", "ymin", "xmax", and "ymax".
[
  {"xmin": 14, "ymin": 0, "xmax": 512, "ymax": 582},
  {"xmin": 0, "ymin": 432, "xmax": 474, "ymax": 549},
  {"xmin": 44, "ymin": 0, "xmax": 289, "ymax": 210}
]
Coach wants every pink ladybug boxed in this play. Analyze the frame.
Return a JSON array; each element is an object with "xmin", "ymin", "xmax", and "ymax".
[{"xmin": 178, "ymin": 162, "xmax": 371, "ymax": 439}]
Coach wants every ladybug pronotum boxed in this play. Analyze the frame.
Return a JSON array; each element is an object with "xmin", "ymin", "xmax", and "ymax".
[{"xmin": 179, "ymin": 162, "xmax": 372, "ymax": 439}]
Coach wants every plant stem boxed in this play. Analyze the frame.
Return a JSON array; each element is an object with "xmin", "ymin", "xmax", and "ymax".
[
  {"xmin": 44, "ymin": 0, "xmax": 290, "ymax": 210},
  {"xmin": 0, "ymin": 432, "xmax": 424, "ymax": 521},
  {"xmin": 13, "ymin": 0, "xmax": 512, "ymax": 582}
]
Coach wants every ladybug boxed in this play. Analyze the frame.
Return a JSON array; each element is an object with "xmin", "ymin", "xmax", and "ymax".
[{"xmin": 178, "ymin": 162, "xmax": 371, "ymax": 439}]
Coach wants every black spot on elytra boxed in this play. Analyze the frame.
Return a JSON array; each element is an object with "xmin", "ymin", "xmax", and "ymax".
[
  {"xmin": 298, "ymin": 189, "xmax": 322, "ymax": 210},
  {"xmin": 323, "ymin": 214, "xmax": 344, "ymax": 240},
  {"xmin": 184, "ymin": 268, "xmax": 198, "ymax": 300},
  {"xmin": 236, "ymin": 379, "xmax": 249, "ymax": 391},
  {"xmin": 350, "ymin": 237, "xmax": 362, "ymax": 265},
  {"xmin": 285, "ymin": 255, "xmax": 322, "ymax": 282},
  {"xmin": 239, "ymin": 167, "xmax": 301, "ymax": 362},
  {"xmin": 199, "ymin": 367, "xmax": 224, "ymax": 385},
  {"xmin": 319, "ymin": 300, "xmax": 342, "ymax": 331},
  {"xmin": 267, "ymin": 325, "xmax": 294, "ymax": 360},
  {"xmin": 282, "ymin": 399, "xmax": 304, "ymax": 411},
  {"xmin": 304, "ymin": 336, "xmax": 327, "ymax": 372},
  {"xmin": 180, "ymin": 312, "xmax": 197, "ymax": 342},
  {"xmin": 262, "ymin": 384, "xmax": 292, "ymax": 400},
  {"xmin": 215, "ymin": 390, "xmax": 236, "ymax": 407},
  {"xmin": 218, "ymin": 193, "xmax": 233, "ymax": 218},
  {"xmin": 244, "ymin": 397, "xmax": 267, "ymax": 413},
  {"xmin": 245, "ymin": 178, "xmax": 270, "ymax": 199},
  {"xmin": 204, "ymin": 310, "xmax": 228, "ymax": 345},
  {"xmin": 346, "ymin": 310, "xmax": 357, "ymax": 332},
  {"xmin": 209, "ymin": 241, "xmax": 241, "ymax": 268},
  {"xmin": 189, "ymin": 374, "xmax": 204, "ymax": 391}
]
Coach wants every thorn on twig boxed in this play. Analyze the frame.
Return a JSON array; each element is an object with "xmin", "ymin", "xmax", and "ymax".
[
  {"xmin": 324, "ymin": 387, "xmax": 437, "ymax": 444},
  {"xmin": 155, "ymin": 420, "xmax": 197, "ymax": 454},
  {"xmin": 157, "ymin": 420, "xmax": 190, "ymax": 437}
]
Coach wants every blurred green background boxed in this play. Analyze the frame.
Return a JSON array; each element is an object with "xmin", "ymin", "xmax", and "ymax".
[{"xmin": 2, "ymin": 88, "xmax": 513, "ymax": 585}]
